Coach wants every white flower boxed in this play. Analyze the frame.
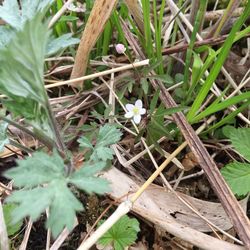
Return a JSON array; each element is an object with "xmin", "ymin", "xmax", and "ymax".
[
  {"xmin": 115, "ymin": 43, "xmax": 126, "ymax": 54},
  {"xmin": 125, "ymin": 99, "xmax": 146, "ymax": 124}
]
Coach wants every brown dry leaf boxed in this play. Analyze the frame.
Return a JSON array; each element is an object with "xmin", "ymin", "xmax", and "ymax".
[
  {"xmin": 102, "ymin": 167, "xmax": 246, "ymax": 250},
  {"xmin": 181, "ymin": 151, "xmax": 199, "ymax": 171}
]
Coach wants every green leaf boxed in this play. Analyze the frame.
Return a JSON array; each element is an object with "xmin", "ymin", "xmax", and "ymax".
[
  {"xmin": 98, "ymin": 215, "xmax": 140, "ymax": 250},
  {"xmin": 4, "ymin": 151, "xmax": 65, "ymax": 188},
  {"xmin": 0, "ymin": 26, "xmax": 14, "ymax": 48},
  {"xmin": 0, "ymin": 0, "xmax": 21, "ymax": 29},
  {"xmin": 0, "ymin": 13, "xmax": 54, "ymax": 138},
  {"xmin": 221, "ymin": 162, "xmax": 250, "ymax": 196},
  {"xmin": 0, "ymin": 14, "xmax": 48, "ymax": 103},
  {"xmin": 96, "ymin": 124, "xmax": 122, "ymax": 148},
  {"xmin": 4, "ymin": 149, "xmax": 112, "ymax": 237},
  {"xmin": 3, "ymin": 203, "xmax": 23, "ymax": 236},
  {"xmin": 222, "ymin": 125, "xmax": 236, "ymax": 138},
  {"xmin": 191, "ymin": 52, "xmax": 203, "ymax": 86},
  {"xmin": 6, "ymin": 187, "xmax": 54, "ymax": 224},
  {"xmin": 46, "ymin": 34, "xmax": 80, "ymax": 56},
  {"xmin": 46, "ymin": 180, "xmax": 83, "ymax": 237},
  {"xmin": 59, "ymin": 15, "xmax": 79, "ymax": 22},
  {"xmin": 94, "ymin": 147, "xmax": 114, "ymax": 162},
  {"xmin": 140, "ymin": 78, "xmax": 149, "ymax": 95},
  {"xmin": 78, "ymin": 137, "xmax": 93, "ymax": 149},
  {"xmin": 229, "ymin": 128, "xmax": 250, "ymax": 162},
  {"xmin": 0, "ymin": 0, "xmax": 53, "ymax": 29},
  {"xmin": 69, "ymin": 161, "xmax": 110, "ymax": 194},
  {"xmin": 0, "ymin": 120, "xmax": 9, "ymax": 152},
  {"xmin": 149, "ymin": 88, "xmax": 160, "ymax": 115}
]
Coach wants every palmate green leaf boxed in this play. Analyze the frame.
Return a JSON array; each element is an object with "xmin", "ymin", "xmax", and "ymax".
[
  {"xmin": 228, "ymin": 128, "xmax": 250, "ymax": 162},
  {"xmin": 98, "ymin": 215, "xmax": 140, "ymax": 250},
  {"xmin": 96, "ymin": 124, "xmax": 122, "ymax": 148},
  {"xmin": 94, "ymin": 147, "xmax": 114, "ymax": 162},
  {"xmin": 46, "ymin": 180, "xmax": 83, "ymax": 237},
  {"xmin": 69, "ymin": 161, "xmax": 110, "ymax": 194},
  {"xmin": 80, "ymin": 124, "xmax": 122, "ymax": 162},
  {"xmin": 4, "ymin": 151, "xmax": 65, "ymax": 188},
  {"xmin": 4, "ymin": 150, "xmax": 110, "ymax": 237},
  {"xmin": 78, "ymin": 136, "xmax": 93, "ymax": 149},
  {"xmin": 221, "ymin": 162, "xmax": 250, "ymax": 196},
  {"xmin": 6, "ymin": 187, "xmax": 53, "ymax": 224}
]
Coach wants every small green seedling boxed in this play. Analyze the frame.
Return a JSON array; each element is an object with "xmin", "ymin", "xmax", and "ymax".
[{"xmin": 98, "ymin": 215, "xmax": 140, "ymax": 250}]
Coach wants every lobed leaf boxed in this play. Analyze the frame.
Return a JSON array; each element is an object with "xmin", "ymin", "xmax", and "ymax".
[
  {"xmin": 69, "ymin": 161, "xmax": 110, "ymax": 194},
  {"xmin": 4, "ymin": 150, "xmax": 111, "ymax": 237},
  {"xmin": 4, "ymin": 151, "xmax": 65, "ymax": 188},
  {"xmin": 96, "ymin": 124, "xmax": 122, "ymax": 148},
  {"xmin": 98, "ymin": 215, "xmax": 140, "ymax": 250},
  {"xmin": 221, "ymin": 162, "xmax": 250, "ymax": 196},
  {"xmin": 46, "ymin": 180, "xmax": 83, "ymax": 237},
  {"xmin": 228, "ymin": 128, "xmax": 250, "ymax": 162}
]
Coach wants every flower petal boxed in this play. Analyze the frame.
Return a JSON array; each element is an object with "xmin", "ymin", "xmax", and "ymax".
[
  {"xmin": 140, "ymin": 108, "xmax": 146, "ymax": 115},
  {"xmin": 133, "ymin": 115, "xmax": 141, "ymax": 124},
  {"xmin": 125, "ymin": 104, "xmax": 134, "ymax": 112},
  {"xmin": 135, "ymin": 99, "xmax": 143, "ymax": 108},
  {"xmin": 125, "ymin": 111, "xmax": 134, "ymax": 118},
  {"xmin": 115, "ymin": 44, "xmax": 126, "ymax": 54}
]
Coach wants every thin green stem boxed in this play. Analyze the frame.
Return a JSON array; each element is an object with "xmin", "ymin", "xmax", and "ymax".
[{"xmin": 46, "ymin": 103, "xmax": 66, "ymax": 158}]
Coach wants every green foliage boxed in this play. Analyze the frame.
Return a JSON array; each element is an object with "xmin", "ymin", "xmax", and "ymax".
[
  {"xmin": 0, "ymin": 0, "xmax": 79, "ymax": 55},
  {"xmin": 0, "ymin": 0, "xmax": 53, "ymax": 32},
  {"xmin": 0, "ymin": 120, "xmax": 9, "ymax": 152},
  {"xmin": 221, "ymin": 162, "xmax": 250, "ymax": 196},
  {"xmin": 78, "ymin": 124, "xmax": 122, "ymax": 162},
  {"xmin": 227, "ymin": 128, "xmax": 250, "ymax": 161},
  {"xmin": 46, "ymin": 33, "xmax": 80, "ymax": 56},
  {"xmin": 4, "ymin": 124, "xmax": 121, "ymax": 237},
  {"xmin": 98, "ymin": 215, "xmax": 140, "ymax": 250},
  {"xmin": 221, "ymin": 127, "xmax": 250, "ymax": 196},
  {"xmin": 0, "ymin": 13, "xmax": 53, "ymax": 137},
  {"xmin": 187, "ymin": 1, "xmax": 250, "ymax": 121},
  {"xmin": 4, "ymin": 150, "xmax": 110, "ymax": 237},
  {"xmin": 3, "ymin": 203, "xmax": 23, "ymax": 236}
]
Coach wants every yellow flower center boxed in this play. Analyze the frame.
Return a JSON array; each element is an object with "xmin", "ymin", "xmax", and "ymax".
[{"xmin": 132, "ymin": 107, "xmax": 140, "ymax": 115}]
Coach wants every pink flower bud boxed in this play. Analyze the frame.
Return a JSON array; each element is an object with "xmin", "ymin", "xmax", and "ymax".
[{"xmin": 115, "ymin": 43, "xmax": 126, "ymax": 54}]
